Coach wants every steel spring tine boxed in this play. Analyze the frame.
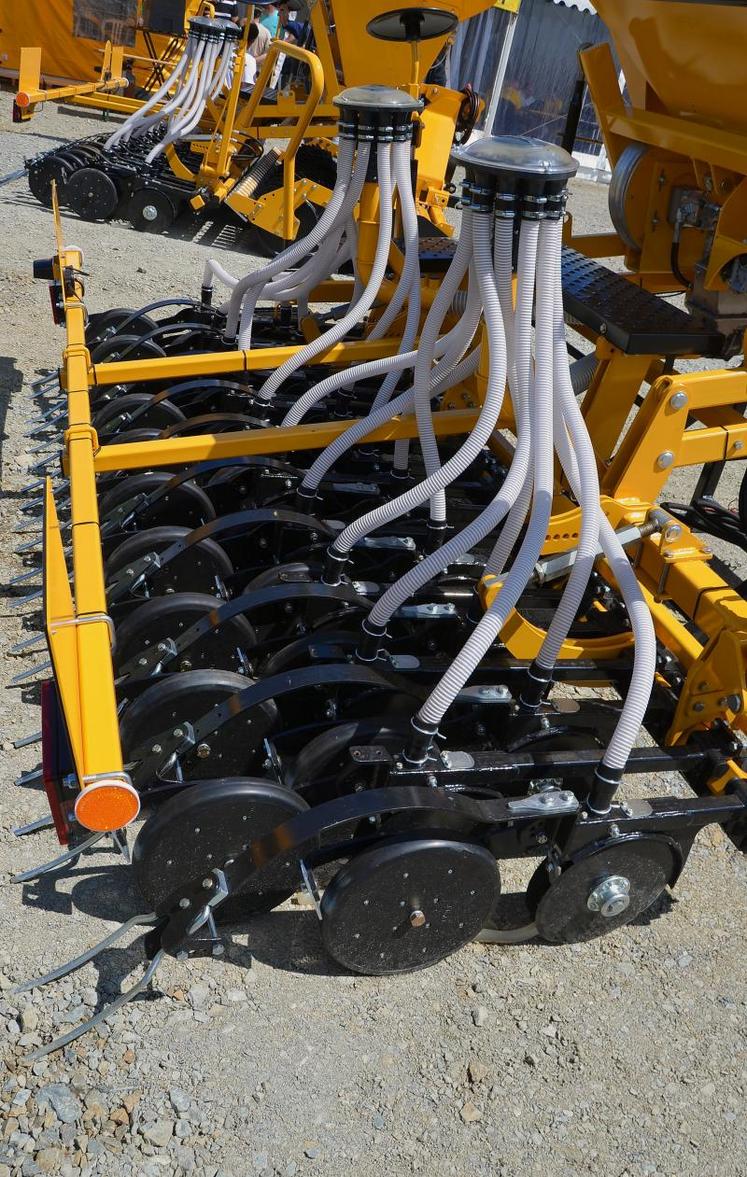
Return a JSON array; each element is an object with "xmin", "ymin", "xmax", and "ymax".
[
  {"xmin": 9, "ymin": 568, "xmax": 41, "ymax": 587},
  {"xmin": 10, "ymin": 590, "xmax": 43, "ymax": 608},
  {"xmin": 20, "ymin": 498, "xmax": 43, "ymax": 513},
  {"xmin": 20, "ymin": 479, "xmax": 46, "ymax": 496},
  {"xmin": 10, "ymin": 659, "xmax": 52, "ymax": 685},
  {"xmin": 12, "ymin": 831, "xmax": 105, "ymax": 883},
  {"xmin": 9, "ymin": 634, "xmax": 45, "ymax": 655},
  {"xmin": 29, "ymin": 440, "xmax": 55, "ymax": 455},
  {"xmin": 15, "ymin": 912, "xmax": 158, "ymax": 993},
  {"xmin": 13, "ymin": 814, "xmax": 55, "ymax": 837},
  {"xmin": 13, "ymin": 730, "xmax": 42, "ymax": 748},
  {"xmin": 14, "ymin": 540, "xmax": 42, "ymax": 555},
  {"xmin": 15, "ymin": 767, "xmax": 42, "ymax": 787},
  {"xmin": 26, "ymin": 949, "xmax": 165, "ymax": 1061}
]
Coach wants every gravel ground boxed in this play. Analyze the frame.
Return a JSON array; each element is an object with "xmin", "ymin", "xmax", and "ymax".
[{"xmin": 1, "ymin": 104, "xmax": 746, "ymax": 1177}]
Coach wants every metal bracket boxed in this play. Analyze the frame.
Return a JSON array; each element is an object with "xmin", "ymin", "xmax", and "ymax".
[{"xmin": 49, "ymin": 611, "xmax": 116, "ymax": 650}]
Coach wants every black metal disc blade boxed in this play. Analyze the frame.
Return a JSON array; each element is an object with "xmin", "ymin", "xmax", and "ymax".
[
  {"xmin": 133, "ymin": 777, "xmax": 308, "ymax": 918},
  {"xmin": 321, "ymin": 838, "xmax": 499, "ymax": 975}
]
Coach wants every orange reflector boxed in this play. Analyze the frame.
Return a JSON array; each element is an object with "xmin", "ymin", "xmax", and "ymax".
[
  {"xmin": 74, "ymin": 779, "xmax": 140, "ymax": 831},
  {"xmin": 15, "ymin": 92, "xmax": 31, "ymax": 109}
]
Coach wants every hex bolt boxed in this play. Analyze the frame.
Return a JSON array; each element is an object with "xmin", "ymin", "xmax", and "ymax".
[
  {"xmin": 669, "ymin": 391, "xmax": 688, "ymax": 410},
  {"xmin": 656, "ymin": 451, "xmax": 674, "ymax": 470},
  {"xmin": 179, "ymin": 898, "xmax": 190, "ymax": 909},
  {"xmin": 196, "ymin": 743, "xmax": 211, "ymax": 758},
  {"xmin": 151, "ymin": 743, "xmax": 162, "ymax": 754},
  {"xmin": 733, "ymin": 440, "xmax": 744, "ymax": 452},
  {"xmin": 212, "ymin": 943, "xmax": 225, "ymax": 956},
  {"xmin": 202, "ymin": 877, "xmax": 213, "ymax": 889},
  {"xmin": 173, "ymin": 727, "xmax": 184, "ymax": 738},
  {"xmin": 662, "ymin": 522, "xmax": 682, "ymax": 543},
  {"xmin": 692, "ymin": 701, "xmax": 705, "ymax": 712}
]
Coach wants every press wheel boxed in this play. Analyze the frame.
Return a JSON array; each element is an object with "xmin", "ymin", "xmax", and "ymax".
[
  {"xmin": 529, "ymin": 834, "xmax": 681, "ymax": 944},
  {"xmin": 94, "ymin": 392, "xmax": 185, "ymax": 436},
  {"xmin": 65, "ymin": 167, "xmax": 120, "ymax": 221},
  {"xmin": 106, "ymin": 525, "xmax": 234, "ymax": 596},
  {"xmin": 133, "ymin": 777, "xmax": 309, "ymax": 920},
  {"xmin": 98, "ymin": 471, "xmax": 215, "ymax": 532},
  {"xmin": 127, "ymin": 188, "xmax": 177, "ymax": 233},
  {"xmin": 321, "ymin": 838, "xmax": 499, "ymax": 975},
  {"xmin": 28, "ymin": 154, "xmax": 75, "ymax": 206}
]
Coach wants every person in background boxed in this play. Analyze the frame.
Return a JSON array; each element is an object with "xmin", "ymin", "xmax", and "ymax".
[
  {"xmin": 250, "ymin": 17, "xmax": 272, "ymax": 64},
  {"xmin": 241, "ymin": 22, "xmax": 261, "ymax": 92},
  {"xmin": 259, "ymin": 3, "xmax": 280, "ymax": 37},
  {"xmin": 277, "ymin": 2, "xmax": 309, "ymax": 47}
]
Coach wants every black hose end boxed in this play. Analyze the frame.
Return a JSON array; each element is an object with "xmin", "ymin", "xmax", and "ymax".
[
  {"xmin": 518, "ymin": 660, "xmax": 554, "ymax": 713},
  {"xmin": 322, "ymin": 545, "xmax": 349, "ymax": 587},
  {"xmin": 391, "ymin": 468, "xmax": 411, "ymax": 481},
  {"xmin": 356, "ymin": 618, "xmax": 387, "ymax": 662},
  {"xmin": 200, "ymin": 284, "xmax": 213, "ymax": 308},
  {"xmin": 295, "ymin": 485, "xmax": 317, "ymax": 510},
  {"xmin": 587, "ymin": 764, "xmax": 624, "ymax": 815},
  {"xmin": 425, "ymin": 519, "xmax": 449, "ymax": 552},
  {"xmin": 402, "ymin": 715, "xmax": 439, "ymax": 767}
]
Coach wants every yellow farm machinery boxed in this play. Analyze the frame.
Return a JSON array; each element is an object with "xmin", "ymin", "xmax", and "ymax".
[
  {"xmin": 17, "ymin": 1, "xmax": 485, "ymax": 250},
  {"xmin": 7, "ymin": 0, "xmax": 747, "ymax": 1057}
]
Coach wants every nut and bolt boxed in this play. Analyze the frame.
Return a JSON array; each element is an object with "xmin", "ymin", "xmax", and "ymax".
[
  {"xmin": 587, "ymin": 875, "xmax": 631, "ymax": 918},
  {"xmin": 662, "ymin": 522, "xmax": 682, "ymax": 543}
]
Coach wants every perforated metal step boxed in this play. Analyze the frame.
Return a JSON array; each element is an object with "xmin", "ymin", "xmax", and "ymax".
[{"xmin": 561, "ymin": 248, "xmax": 725, "ymax": 357}]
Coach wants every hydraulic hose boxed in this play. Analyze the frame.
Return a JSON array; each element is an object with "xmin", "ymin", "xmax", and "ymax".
[
  {"xmin": 323, "ymin": 210, "xmax": 507, "ymax": 564},
  {"xmin": 413, "ymin": 216, "xmax": 559, "ymax": 733},
  {"xmin": 253, "ymin": 141, "xmax": 395, "ymax": 399}
]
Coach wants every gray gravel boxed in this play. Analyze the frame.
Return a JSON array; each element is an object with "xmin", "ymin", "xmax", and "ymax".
[{"xmin": 1, "ymin": 104, "xmax": 746, "ymax": 1177}]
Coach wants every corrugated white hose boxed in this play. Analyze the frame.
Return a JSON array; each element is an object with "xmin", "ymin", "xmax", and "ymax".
[
  {"xmin": 391, "ymin": 257, "xmax": 483, "ymax": 477},
  {"xmin": 484, "ymin": 220, "xmax": 541, "ymax": 576},
  {"xmin": 229, "ymin": 139, "xmax": 365, "ymax": 345},
  {"xmin": 104, "ymin": 42, "xmax": 191, "ymax": 149},
  {"xmin": 210, "ymin": 39, "xmax": 235, "ymax": 99},
  {"xmin": 534, "ymin": 262, "xmax": 602, "ymax": 670},
  {"xmin": 570, "ymin": 351, "xmax": 598, "ymax": 395},
  {"xmin": 326, "ymin": 210, "xmax": 507, "ymax": 561},
  {"xmin": 551, "ymin": 354, "xmax": 656, "ymax": 777},
  {"xmin": 365, "ymin": 230, "xmax": 525, "ymax": 633},
  {"xmin": 253, "ymin": 141, "xmax": 395, "ymax": 400},
  {"xmin": 300, "ymin": 345, "xmax": 481, "ymax": 497},
  {"xmin": 135, "ymin": 39, "xmax": 206, "ymax": 146},
  {"xmin": 415, "ymin": 217, "xmax": 559, "ymax": 731},
  {"xmin": 284, "ymin": 278, "xmax": 482, "ymax": 428},
  {"xmin": 148, "ymin": 38, "xmax": 218, "ymax": 162},
  {"xmin": 366, "ymin": 139, "xmax": 420, "ymax": 346},
  {"xmin": 230, "ymin": 141, "xmax": 364, "ymax": 343}
]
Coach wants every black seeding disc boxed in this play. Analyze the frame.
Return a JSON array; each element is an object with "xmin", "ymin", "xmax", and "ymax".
[
  {"xmin": 98, "ymin": 470, "xmax": 215, "ymax": 532},
  {"xmin": 28, "ymin": 154, "xmax": 74, "ymax": 207},
  {"xmin": 94, "ymin": 393, "xmax": 185, "ymax": 436},
  {"xmin": 133, "ymin": 777, "xmax": 309, "ymax": 919},
  {"xmin": 65, "ymin": 167, "xmax": 120, "ymax": 220},
  {"xmin": 105, "ymin": 525, "xmax": 233, "ymax": 596},
  {"xmin": 114, "ymin": 591, "xmax": 256, "ymax": 673},
  {"xmin": 321, "ymin": 838, "xmax": 499, "ymax": 974},
  {"xmin": 531, "ymin": 835, "xmax": 680, "ymax": 944}
]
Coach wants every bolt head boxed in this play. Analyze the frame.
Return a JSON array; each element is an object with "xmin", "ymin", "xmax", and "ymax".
[
  {"xmin": 669, "ymin": 391, "xmax": 688, "ymax": 410},
  {"xmin": 656, "ymin": 450, "xmax": 674, "ymax": 470},
  {"xmin": 409, "ymin": 909, "xmax": 426, "ymax": 928},
  {"xmin": 179, "ymin": 897, "xmax": 190, "ymax": 909},
  {"xmin": 142, "ymin": 203, "xmax": 158, "ymax": 222},
  {"xmin": 151, "ymin": 743, "xmax": 162, "ymax": 754},
  {"xmin": 196, "ymin": 742, "xmax": 211, "ymax": 759}
]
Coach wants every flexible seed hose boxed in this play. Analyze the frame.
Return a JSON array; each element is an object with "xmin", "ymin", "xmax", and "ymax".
[
  {"xmin": 534, "ymin": 262, "xmax": 602, "ymax": 669},
  {"xmin": 569, "ymin": 351, "xmax": 598, "ymax": 395},
  {"xmin": 551, "ymin": 355, "xmax": 656, "ymax": 775},
  {"xmin": 299, "ymin": 345, "xmax": 481, "ymax": 495},
  {"xmin": 229, "ymin": 139, "xmax": 366, "ymax": 344},
  {"xmin": 366, "ymin": 138, "xmax": 421, "ymax": 347},
  {"xmin": 104, "ymin": 40, "xmax": 191, "ymax": 150},
  {"xmin": 253, "ymin": 141, "xmax": 395, "ymax": 399},
  {"xmin": 209, "ymin": 138, "xmax": 357, "ymax": 316},
  {"xmin": 148, "ymin": 37, "xmax": 219, "ymax": 162},
  {"xmin": 325, "ymin": 211, "xmax": 507, "ymax": 558},
  {"xmin": 484, "ymin": 220, "xmax": 540, "ymax": 576},
  {"xmin": 284, "ymin": 278, "xmax": 482, "ymax": 429},
  {"xmin": 142, "ymin": 38, "xmax": 207, "ymax": 151},
  {"xmin": 365, "ymin": 220, "xmax": 529, "ymax": 631},
  {"xmin": 415, "ymin": 217, "xmax": 558, "ymax": 730}
]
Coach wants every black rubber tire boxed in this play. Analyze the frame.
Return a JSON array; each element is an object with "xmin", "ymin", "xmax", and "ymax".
[
  {"xmin": 127, "ymin": 187, "xmax": 177, "ymax": 233},
  {"xmin": 28, "ymin": 154, "xmax": 75, "ymax": 207},
  {"xmin": 119, "ymin": 668, "xmax": 254, "ymax": 756},
  {"xmin": 65, "ymin": 167, "xmax": 120, "ymax": 221}
]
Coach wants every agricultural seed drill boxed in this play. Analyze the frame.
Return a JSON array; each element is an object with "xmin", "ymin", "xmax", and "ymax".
[
  {"xmin": 8, "ymin": 2, "xmax": 747, "ymax": 1058},
  {"xmin": 19, "ymin": 0, "xmax": 487, "ymax": 250}
]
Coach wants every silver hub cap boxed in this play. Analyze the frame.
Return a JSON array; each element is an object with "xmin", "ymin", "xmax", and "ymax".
[{"xmin": 586, "ymin": 874, "xmax": 631, "ymax": 918}]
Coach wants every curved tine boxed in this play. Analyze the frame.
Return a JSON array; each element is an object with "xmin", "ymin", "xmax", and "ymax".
[
  {"xmin": 13, "ymin": 814, "xmax": 55, "ymax": 837},
  {"xmin": 12, "ymin": 831, "xmax": 105, "ymax": 883},
  {"xmin": 26, "ymin": 950, "xmax": 165, "ymax": 1062},
  {"xmin": 10, "ymin": 660, "xmax": 51, "ymax": 684},
  {"xmin": 15, "ymin": 911, "xmax": 158, "ymax": 993}
]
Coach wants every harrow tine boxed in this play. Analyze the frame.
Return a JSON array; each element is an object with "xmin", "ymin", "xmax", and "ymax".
[
  {"xmin": 13, "ymin": 814, "xmax": 55, "ymax": 837},
  {"xmin": 20, "ymin": 498, "xmax": 44, "ymax": 514},
  {"xmin": 14, "ymin": 539, "xmax": 42, "ymax": 555},
  {"xmin": 13, "ymin": 522, "xmax": 42, "ymax": 534},
  {"xmin": 9, "ymin": 568, "xmax": 41, "ymax": 587},
  {"xmin": 13, "ymin": 730, "xmax": 42, "ymax": 748},
  {"xmin": 19, "ymin": 479, "xmax": 46, "ymax": 496},
  {"xmin": 26, "ymin": 949, "xmax": 165, "ymax": 1061},
  {"xmin": 10, "ymin": 660, "xmax": 52, "ymax": 685},
  {"xmin": 29, "ymin": 440, "xmax": 55, "ymax": 455},
  {"xmin": 15, "ymin": 912, "xmax": 159, "ymax": 993},
  {"xmin": 10, "ymin": 589, "xmax": 43, "ymax": 608},
  {"xmin": 15, "ymin": 767, "xmax": 42, "ymax": 787},
  {"xmin": 9, "ymin": 634, "xmax": 45, "ymax": 655},
  {"xmin": 12, "ymin": 831, "xmax": 105, "ymax": 883}
]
